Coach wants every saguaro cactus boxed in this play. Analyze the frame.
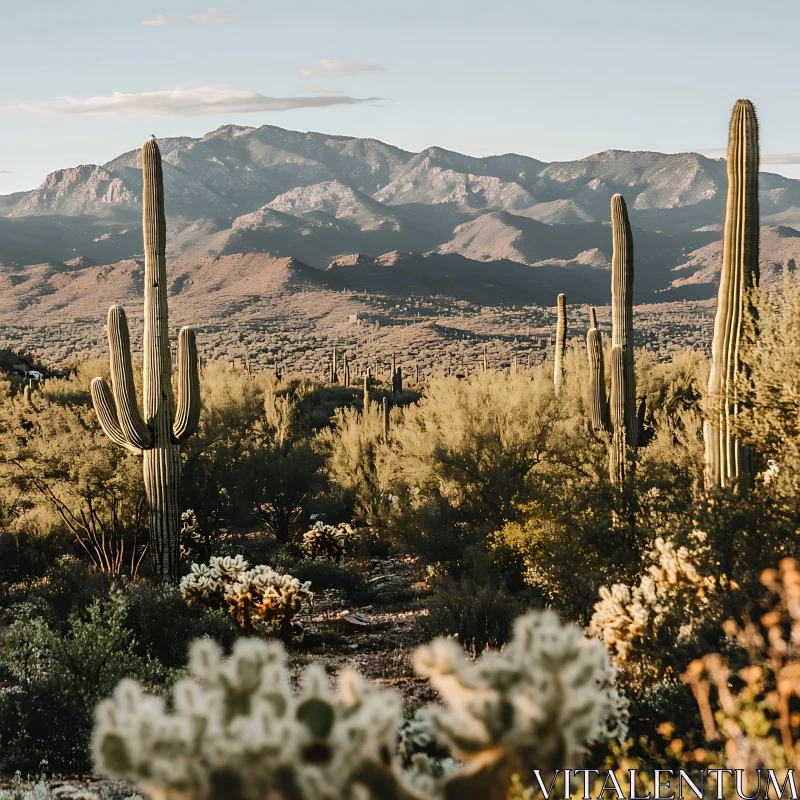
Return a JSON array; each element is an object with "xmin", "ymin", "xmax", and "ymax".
[
  {"xmin": 91, "ymin": 138, "xmax": 200, "ymax": 582},
  {"xmin": 704, "ymin": 99, "xmax": 760, "ymax": 489},
  {"xmin": 587, "ymin": 310, "xmax": 609, "ymax": 432},
  {"xmin": 609, "ymin": 345, "xmax": 627, "ymax": 486},
  {"xmin": 554, "ymin": 293, "xmax": 567, "ymax": 393},
  {"xmin": 330, "ymin": 347, "xmax": 338, "ymax": 384},
  {"xmin": 610, "ymin": 194, "xmax": 637, "ymax": 448}
]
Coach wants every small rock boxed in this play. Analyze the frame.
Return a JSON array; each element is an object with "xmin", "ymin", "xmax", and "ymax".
[{"xmin": 341, "ymin": 612, "xmax": 372, "ymax": 628}]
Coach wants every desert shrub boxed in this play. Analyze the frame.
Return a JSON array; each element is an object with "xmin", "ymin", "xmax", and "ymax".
[
  {"xmin": 286, "ymin": 558, "xmax": 370, "ymax": 603},
  {"xmin": 419, "ymin": 575, "xmax": 528, "ymax": 655},
  {"xmin": 1, "ymin": 554, "xmax": 112, "ymax": 624},
  {"xmin": 122, "ymin": 581, "xmax": 237, "ymax": 670},
  {"xmin": 183, "ymin": 369, "xmax": 328, "ymax": 545},
  {"xmin": 0, "ymin": 591, "xmax": 166, "ymax": 774},
  {"xmin": 739, "ymin": 271, "xmax": 800, "ymax": 503},
  {"xmin": 380, "ymin": 370, "xmax": 558, "ymax": 572},
  {"xmin": 318, "ymin": 403, "xmax": 388, "ymax": 525},
  {"xmin": 0, "ymin": 397, "xmax": 148, "ymax": 577}
]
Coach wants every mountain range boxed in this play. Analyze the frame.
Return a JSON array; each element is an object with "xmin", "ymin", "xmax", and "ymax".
[{"xmin": 2, "ymin": 123, "xmax": 800, "ymax": 306}]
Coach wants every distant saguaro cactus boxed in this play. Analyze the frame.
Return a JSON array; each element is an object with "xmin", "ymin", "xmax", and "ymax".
[
  {"xmin": 482, "ymin": 344, "xmax": 488, "ymax": 373},
  {"xmin": 587, "ymin": 310, "xmax": 609, "ymax": 432},
  {"xmin": 610, "ymin": 194, "xmax": 637, "ymax": 448},
  {"xmin": 343, "ymin": 352, "xmax": 351, "ymax": 387},
  {"xmin": 330, "ymin": 346, "xmax": 338, "ymax": 384},
  {"xmin": 382, "ymin": 396, "xmax": 390, "ymax": 443},
  {"xmin": 704, "ymin": 99, "xmax": 760, "ymax": 489},
  {"xmin": 554, "ymin": 293, "xmax": 567, "ymax": 393},
  {"xmin": 363, "ymin": 374, "xmax": 370, "ymax": 411},
  {"xmin": 91, "ymin": 138, "xmax": 200, "ymax": 582},
  {"xmin": 391, "ymin": 352, "xmax": 403, "ymax": 393}
]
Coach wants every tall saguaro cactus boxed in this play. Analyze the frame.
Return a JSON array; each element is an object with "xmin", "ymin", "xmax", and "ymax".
[
  {"xmin": 610, "ymin": 194, "xmax": 638, "ymax": 448},
  {"xmin": 704, "ymin": 99, "xmax": 760, "ymax": 489},
  {"xmin": 91, "ymin": 138, "xmax": 200, "ymax": 582},
  {"xmin": 554, "ymin": 293, "xmax": 567, "ymax": 393}
]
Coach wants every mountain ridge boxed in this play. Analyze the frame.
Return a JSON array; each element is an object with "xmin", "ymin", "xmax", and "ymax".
[{"xmin": 2, "ymin": 123, "xmax": 800, "ymax": 305}]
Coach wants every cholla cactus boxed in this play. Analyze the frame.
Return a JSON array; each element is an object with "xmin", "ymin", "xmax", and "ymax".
[
  {"xmin": 93, "ymin": 611, "xmax": 627, "ymax": 800},
  {"xmin": 180, "ymin": 555, "xmax": 312, "ymax": 636},
  {"xmin": 93, "ymin": 638, "xmax": 425, "ymax": 800},
  {"xmin": 590, "ymin": 537, "xmax": 715, "ymax": 675},
  {"xmin": 414, "ymin": 610, "xmax": 628, "ymax": 795},
  {"xmin": 302, "ymin": 521, "xmax": 350, "ymax": 562}
]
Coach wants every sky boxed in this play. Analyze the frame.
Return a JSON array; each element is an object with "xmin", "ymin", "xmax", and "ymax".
[{"xmin": 1, "ymin": 0, "xmax": 799, "ymax": 194}]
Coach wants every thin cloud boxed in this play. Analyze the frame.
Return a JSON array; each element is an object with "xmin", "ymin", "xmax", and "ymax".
[
  {"xmin": 142, "ymin": 8, "xmax": 237, "ymax": 26},
  {"xmin": 187, "ymin": 8, "xmax": 237, "ymax": 23},
  {"xmin": 0, "ymin": 170, "xmax": 11, "ymax": 174},
  {"xmin": 698, "ymin": 147, "xmax": 800, "ymax": 165},
  {"xmin": 299, "ymin": 59, "xmax": 386, "ymax": 77},
  {"xmin": 19, "ymin": 86, "xmax": 381, "ymax": 117},
  {"xmin": 762, "ymin": 154, "xmax": 800, "ymax": 165},
  {"xmin": 301, "ymin": 83, "xmax": 346, "ymax": 95},
  {"xmin": 141, "ymin": 14, "xmax": 170, "ymax": 26}
]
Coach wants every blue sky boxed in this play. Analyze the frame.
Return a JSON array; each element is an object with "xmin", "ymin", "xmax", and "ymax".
[{"xmin": 1, "ymin": 0, "xmax": 798, "ymax": 194}]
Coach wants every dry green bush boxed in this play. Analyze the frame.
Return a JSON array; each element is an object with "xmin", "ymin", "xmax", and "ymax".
[
  {"xmin": 739, "ymin": 272, "xmax": 800, "ymax": 501},
  {"xmin": 377, "ymin": 370, "xmax": 558, "ymax": 571},
  {"xmin": 0, "ymin": 388, "xmax": 148, "ymax": 578}
]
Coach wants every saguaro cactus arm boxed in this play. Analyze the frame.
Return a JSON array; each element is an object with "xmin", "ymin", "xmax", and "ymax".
[
  {"xmin": 90, "ymin": 378, "xmax": 143, "ymax": 456},
  {"xmin": 587, "ymin": 326, "xmax": 610, "ymax": 431},
  {"xmin": 173, "ymin": 326, "xmax": 201, "ymax": 441},
  {"xmin": 106, "ymin": 305, "xmax": 152, "ymax": 450}
]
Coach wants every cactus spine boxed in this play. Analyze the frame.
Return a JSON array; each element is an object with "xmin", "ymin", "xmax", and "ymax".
[
  {"xmin": 587, "ymin": 308, "xmax": 609, "ymax": 432},
  {"xmin": 553, "ymin": 293, "xmax": 567, "ymax": 393},
  {"xmin": 91, "ymin": 138, "xmax": 200, "ymax": 582},
  {"xmin": 704, "ymin": 99, "xmax": 760, "ymax": 489},
  {"xmin": 610, "ymin": 194, "xmax": 637, "ymax": 448}
]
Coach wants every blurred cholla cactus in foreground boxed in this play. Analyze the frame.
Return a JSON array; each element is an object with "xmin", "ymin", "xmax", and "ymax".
[
  {"xmin": 93, "ymin": 638, "xmax": 420, "ymax": 800},
  {"xmin": 301, "ymin": 521, "xmax": 352, "ymax": 562},
  {"xmin": 589, "ymin": 536, "xmax": 715, "ymax": 685},
  {"xmin": 92, "ymin": 611, "xmax": 626, "ymax": 800},
  {"xmin": 414, "ymin": 610, "xmax": 628, "ymax": 798},
  {"xmin": 180, "ymin": 555, "xmax": 312, "ymax": 637}
]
